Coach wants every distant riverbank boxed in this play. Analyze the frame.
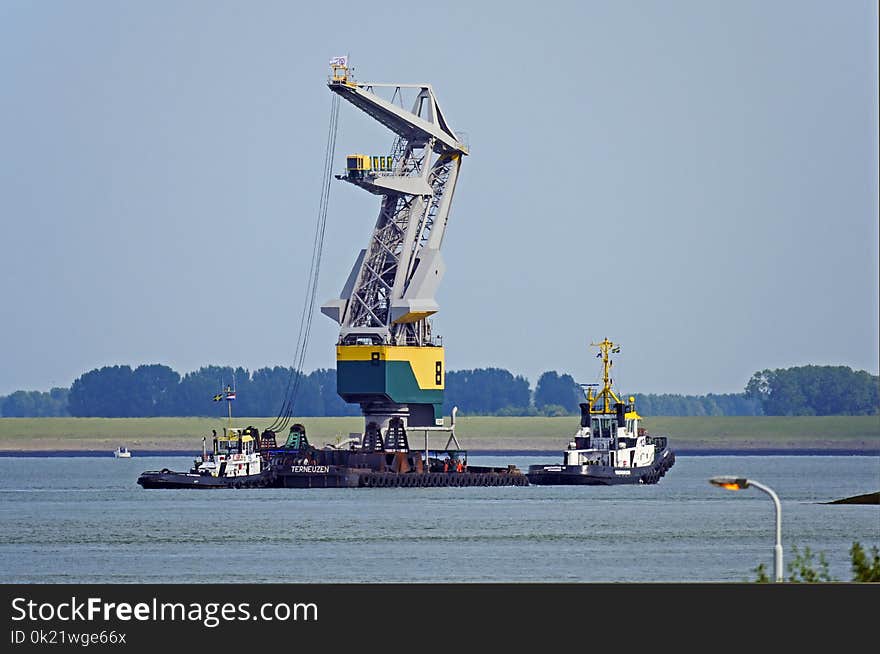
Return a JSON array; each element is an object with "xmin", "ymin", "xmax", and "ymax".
[{"xmin": 0, "ymin": 415, "xmax": 877, "ymax": 454}]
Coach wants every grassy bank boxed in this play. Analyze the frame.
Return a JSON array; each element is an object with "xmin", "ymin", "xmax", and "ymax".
[{"xmin": 0, "ymin": 415, "xmax": 878, "ymax": 452}]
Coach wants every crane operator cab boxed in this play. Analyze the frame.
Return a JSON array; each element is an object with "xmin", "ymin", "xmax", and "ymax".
[{"xmin": 346, "ymin": 154, "xmax": 393, "ymax": 179}]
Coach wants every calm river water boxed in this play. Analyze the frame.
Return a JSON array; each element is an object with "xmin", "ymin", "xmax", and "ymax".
[{"xmin": 1, "ymin": 454, "xmax": 877, "ymax": 583}]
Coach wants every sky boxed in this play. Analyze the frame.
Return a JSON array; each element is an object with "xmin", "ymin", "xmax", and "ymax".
[{"xmin": 1, "ymin": 0, "xmax": 877, "ymax": 397}]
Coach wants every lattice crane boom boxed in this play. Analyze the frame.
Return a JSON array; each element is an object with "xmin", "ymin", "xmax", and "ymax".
[{"xmin": 321, "ymin": 64, "xmax": 467, "ymax": 346}]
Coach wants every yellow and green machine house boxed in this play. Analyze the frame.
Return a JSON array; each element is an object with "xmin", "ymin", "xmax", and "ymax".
[{"xmin": 336, "ymin": 344, "xmax": 445, "ymax": 427}]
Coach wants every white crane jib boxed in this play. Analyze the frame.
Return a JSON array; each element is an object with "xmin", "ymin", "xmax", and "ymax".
[{"xmin": 321, "ymin": 66, "xmax": 468, "ymax": 348}]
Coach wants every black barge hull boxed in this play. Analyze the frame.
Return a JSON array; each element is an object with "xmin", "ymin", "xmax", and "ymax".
[
  {"xmin": 274, "ymin": 465, "xmax": 365, "ymax": 488},
  {"xmin": 527, "ymin": 449, "xmax": 675, "ymax": 486},
  {"xmin": 359, "ymin": 471, "xmax": 529, "ymax": 487},
  {"xmin": 138, "ymin": 467, "xmax": 529, "ymax": 489},
  {"xmin": 273, "ymin": 466, "xmax": 529, "ymax": 488}
]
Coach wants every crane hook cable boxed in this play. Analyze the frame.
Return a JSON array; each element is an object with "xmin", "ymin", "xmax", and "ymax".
[
  {"xmin": 270, "ymin": 92, "xmax": 340, "ymax": 432},
  {"xmin": 270, "ymin": 92, "xmax": 340, "ymax": 433},
  {"xmin": 266, "ymin": 93, "xmax": 341, "ymax": 434}
]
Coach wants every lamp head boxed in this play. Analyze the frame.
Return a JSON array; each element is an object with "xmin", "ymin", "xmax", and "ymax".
[{"xmin": 709, "ymin": 476, "xmax": 750, "ymax": 491}]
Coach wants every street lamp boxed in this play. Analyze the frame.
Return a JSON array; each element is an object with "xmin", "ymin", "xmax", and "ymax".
[{"xmin": 709, "ymin": 476, "xmax": 783, "ymax": 582}]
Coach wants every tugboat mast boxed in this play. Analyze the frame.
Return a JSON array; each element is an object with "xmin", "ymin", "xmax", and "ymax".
[
  {"xmin": 214, "ymin": 384, "xmax": 236, "ymax": 430},
  {"xmin": 587, "ymin": 338, "xmax": 622, "ymax": 414}
]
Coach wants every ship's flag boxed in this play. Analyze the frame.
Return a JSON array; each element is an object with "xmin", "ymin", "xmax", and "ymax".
[
  {"xmin": 226, "ymin": 391, "xmax": 236, "ymax": 401},
  {"xmin": 329, "ymin": 55, "xmax": 348, "ymax": 67},
  {"xmin": 212, "ymin": 394, "xmax": 223, "ymax": 402}
]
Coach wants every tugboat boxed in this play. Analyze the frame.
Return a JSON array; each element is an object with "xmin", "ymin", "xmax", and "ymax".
[
  {"xmin": 527, "ymin": 339, "xmax": 675, "ymax": 486},
  {"xmin": 137, "ymin": 425, "xmax": 277, "ymax": 489},
  {"xmin": 137, "ymin": 387, "xmax": 276, "ymax": 489}
]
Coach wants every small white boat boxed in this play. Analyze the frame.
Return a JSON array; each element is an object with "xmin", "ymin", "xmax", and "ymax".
[{"xmin": 114, "ymin": 446, "xmax": 132, "ymax": 458}]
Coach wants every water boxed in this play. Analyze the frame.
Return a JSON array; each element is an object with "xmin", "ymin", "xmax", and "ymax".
[{"xmin": 0, "ymin": 454, "xmax": 877, "ymax": 583}]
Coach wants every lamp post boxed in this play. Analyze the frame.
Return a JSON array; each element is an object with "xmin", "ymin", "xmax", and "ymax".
[{"xmin": 709, "ymin": 476, "xmax": 783, "ymax": 582}]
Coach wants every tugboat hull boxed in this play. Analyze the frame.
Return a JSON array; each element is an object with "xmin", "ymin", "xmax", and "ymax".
[
  {"xmin": 137, "ymin": 468, "xmax": 276, "ymax": 489},
  {"xmin": 527, "ymin": 449, "xmax": 675, "ymax": 486}
]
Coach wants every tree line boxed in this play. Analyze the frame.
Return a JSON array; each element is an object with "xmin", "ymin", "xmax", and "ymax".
[
  {"xmin": 745, "ymin": 365, "xmax": 878, "ymax": 416},
  {"xmin": 0, "ymin": 364, "xmax": 876, "ymax": 418},
  {"xmin": 442, "ymin": 369, "xmax": 763, "ymax": 417}
]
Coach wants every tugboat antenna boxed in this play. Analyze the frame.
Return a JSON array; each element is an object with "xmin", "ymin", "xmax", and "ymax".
[{"xmin": 590, "ymin": 338, "xmax": 622, "ymax": 414}]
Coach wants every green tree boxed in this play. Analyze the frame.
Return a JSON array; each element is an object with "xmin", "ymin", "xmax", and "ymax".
[
  {"xmin": 2, "ymin": 386, "xmax": 81, "ymax": 416},
  {"xmin": 1, "ymin": 391, "xmax": 37, "ymax": 417},
  {"xmin": 289, "ymin": 370, "xmax": 323, "ymax": 417},
  {"xmin": 746, "ymin": 365, "xmax": 879, "ymax": 416},
  {"xmin": 68, "ymin": 366, "xmax": 135, "ymax": 417},
  {"xmin": 131, "ymin": 364, "xmax": 180, "ymax": 416},
  {"xmin": 534, "ymin": 371, "xmax": 580, "ymax": 414},
  {"xmin": 248, "ymin": 366, "xmax": 294, "ymax": 416},
  {"xmin": 173, "ymin": 366, "xmax": 241, "ymax": 417},
  {"xmin": 540, "ymin": 403, "xmax": 570, "ymax": 417},
  {"xmin": 443, "ymin": 368, "xmax": 531, "ymax": 415}
]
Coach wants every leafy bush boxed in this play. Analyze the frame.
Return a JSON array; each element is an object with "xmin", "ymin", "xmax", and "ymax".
[
  {"xmin": 850, "ymin": 542, "xmax": 880, "ymax": 582},
  {"xmin": 753, "ymin": 541, "xmax": 880, "ymax": 582}
]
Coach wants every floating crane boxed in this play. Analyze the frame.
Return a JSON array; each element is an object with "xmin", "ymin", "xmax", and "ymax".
[
  {"xmin": 140, "ymin": 61, "xmax": 530, "ymax": 489},
  {"xmin": 321, "ymin": 60, "xmax": 468, "ymax": 450}
]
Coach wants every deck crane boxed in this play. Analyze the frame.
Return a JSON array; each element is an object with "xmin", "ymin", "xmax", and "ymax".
[{"xmin": 321, "ymin": 60, "xmax": 468, "ymax": 451}]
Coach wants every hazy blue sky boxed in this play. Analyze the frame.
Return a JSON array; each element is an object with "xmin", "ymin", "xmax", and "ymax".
[{"xmin": 1, "ymin": 0, "xmax": 877, "ymax": 397}]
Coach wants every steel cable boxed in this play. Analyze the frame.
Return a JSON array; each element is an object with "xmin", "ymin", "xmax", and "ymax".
[{"xmin": 266, "ymin": 93, "xmax": 340, "ymax": 434}]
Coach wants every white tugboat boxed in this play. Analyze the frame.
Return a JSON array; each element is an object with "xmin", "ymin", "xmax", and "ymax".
[
  {"xmin": 527, "ymin": 339, "xmax": 675, "ymax": 485},
  {"xmin": 137, "ymin": 387, "xmax": 276, "ymax": 489}
]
